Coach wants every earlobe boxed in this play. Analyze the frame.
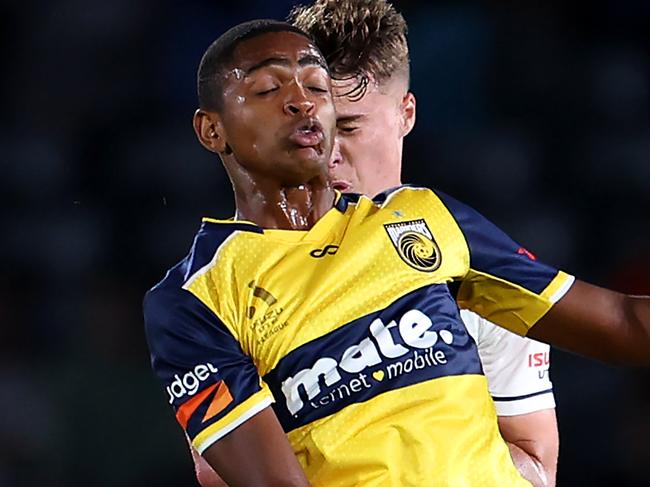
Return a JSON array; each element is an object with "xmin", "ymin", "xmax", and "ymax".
[
  {"xmin": 400, "ymin": 92, "xmax": 416, "ymax": 138},
  {"xmin": 193, "ymin": 109, "xmax": 228, "ymax": 154}
]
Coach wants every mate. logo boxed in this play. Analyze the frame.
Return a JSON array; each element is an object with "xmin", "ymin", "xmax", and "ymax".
[{"xmin": 384, "ymin": 219, "xmax": 441, "ymax": 272}]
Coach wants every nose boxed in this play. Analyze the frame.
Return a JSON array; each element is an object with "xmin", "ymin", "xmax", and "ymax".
[
  {"xmin": 283, "ymin": 83, "xmax": 315, "ymax": 116},
  {"xmin": 328, "ymin": 136, "xmax": 342, "ymax": 170}
]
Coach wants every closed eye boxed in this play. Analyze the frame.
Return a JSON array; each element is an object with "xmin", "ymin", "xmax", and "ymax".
[
  {"xmin": 257, "ymin": 87, "xmax": 279, "ymax": 96},
  {"xmin": 338, "ymin": 126, "xmax": 359, "ymax": 134},
  {"xmin": 308, "ymin": 86, "xmax": 328, "ymax": 93}
]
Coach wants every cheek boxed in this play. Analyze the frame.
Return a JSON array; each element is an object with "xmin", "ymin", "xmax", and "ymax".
[
  {"xmin": 351, "ymin": 125, "xmax": 399, "ymax": 180},
  {"xmin": 343, "ymin": 136, "xmax": 381, "ymax": 178},
  {"xmin": 235, "ymin": 107, "xmax": 278, "ymax": 144},
  {"xmin": 227, "ymin": 120, "xmax": 278, "ymax": 162},
  {"xmin": 355, "ymin": 128, "xmax": 393, "ymax": 161}
]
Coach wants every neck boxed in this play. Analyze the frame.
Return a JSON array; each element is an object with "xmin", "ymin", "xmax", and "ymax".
[{"xmin": 230, "ymin": 173, "xmax": 335, "ymax": 230}]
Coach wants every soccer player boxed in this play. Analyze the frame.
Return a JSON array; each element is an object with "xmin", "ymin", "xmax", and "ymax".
[
  {"xmin": 144, "ymin": 19, "xmax": 649, "ymax": 487},
  {"xmin": 191, "ymin": 2, "xmax": 558, "ymax": 485},
  {"xmin": 291, "ymin": 1, "xmax": 557, "ymax": 485}
]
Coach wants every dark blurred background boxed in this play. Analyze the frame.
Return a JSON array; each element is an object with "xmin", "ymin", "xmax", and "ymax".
[{"xmin": 1, "ymin": 0, "xmax": 648, "ymax": 485}]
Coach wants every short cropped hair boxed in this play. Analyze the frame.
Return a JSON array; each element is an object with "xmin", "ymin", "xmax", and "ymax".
[
  {"xmin": 290, "ymin": 0, "xmax": 410, "ymax": 100},
  {"xmin": 197, "ymin": 19, "xmax": 313, "ymax": 111}
]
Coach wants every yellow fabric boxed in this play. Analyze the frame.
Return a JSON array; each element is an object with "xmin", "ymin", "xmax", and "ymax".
[
  {"xmin": 181, "ymin": 187, "xmax": 572, "ymax": 486},
  {"xmin": 290, "ymin": 376, "xmax": 528, "ymax": 487},
  {"xmin": 457, "ymin": 269, "xmax": 573, "ymax": 337}
]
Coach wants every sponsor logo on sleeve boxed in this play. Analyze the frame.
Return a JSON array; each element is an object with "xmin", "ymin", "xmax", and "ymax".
[
  {"xmin": 517, "ymin": 247, "xmax": 537, "ymax": 261},
  {"xmin": 166, "ymin": 362, "xmax": 220, "ymax": 404},
  {"xmin": 528, "ymin": 352, "xmax": 550, "ymax": 379},
  {"xmin": 165, "ymin": 362, "xmax": 234, "ymax": 430},
  {"xmin": 175, "ymin": 380, "xmax": 233, "ymax": 429}
]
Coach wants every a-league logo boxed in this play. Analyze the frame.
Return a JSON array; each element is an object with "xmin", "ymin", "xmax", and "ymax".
[{"xmin": 384, "ymin": 219, "xmax": 441, "ymax": 272}]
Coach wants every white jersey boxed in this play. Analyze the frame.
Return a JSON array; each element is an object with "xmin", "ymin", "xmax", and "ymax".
[{"xmin": 461, "ymin": 309, "xmax": 555, "ymax": 416}]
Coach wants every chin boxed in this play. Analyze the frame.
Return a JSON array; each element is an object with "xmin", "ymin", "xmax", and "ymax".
[
  {"xmin": 295, "ymin": 145, "xmax": 326, "ymax": 161},
  {"xmin": 281, "ymin": 159, "xmax": 327, "ymax": 186},
  {"xmin": 297, "ymin": 147, "xmax": 329, "ymax": 166}
]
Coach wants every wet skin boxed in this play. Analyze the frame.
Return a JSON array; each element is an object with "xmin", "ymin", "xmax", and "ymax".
[{"xmin": 193, "ymin": 31, "xmax": 338, "ymax": 230}]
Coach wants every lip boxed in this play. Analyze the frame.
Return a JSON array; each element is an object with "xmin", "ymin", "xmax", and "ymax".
[
  {"xmin": 288, "ymin": 118, "xmax": 325, "ymax": 150},
  {"xmin": 331, "ymin": 180, "xmax": 352, "ymax": 192}
]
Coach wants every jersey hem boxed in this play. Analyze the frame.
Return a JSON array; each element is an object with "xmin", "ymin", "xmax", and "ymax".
[
  {"xmin": 493, "ymin": 391, "xmax": 556, "ymax": 416},
  {"xmin": 192, "ymin": 392, "xmax": 274, "ymax": 453},
  {"xmin": 542, "ymin": 272, "xmax": 575, "ymax": 304}
]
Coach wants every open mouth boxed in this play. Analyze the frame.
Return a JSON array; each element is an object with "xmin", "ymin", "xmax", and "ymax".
[
  {"xmin": 288, "ymin": 119, "xmax": 325, "ymax": 152},
  {"xmin": 331, "ymin": 180, "xmax": 352, "ymax": 192}
]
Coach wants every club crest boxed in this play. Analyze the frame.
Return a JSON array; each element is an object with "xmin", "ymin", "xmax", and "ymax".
[{"xmin": 384, "ymin": 219, "xmax": 441, "ymax": 272}]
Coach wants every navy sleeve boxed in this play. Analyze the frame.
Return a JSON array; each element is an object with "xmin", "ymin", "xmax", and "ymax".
[
  {"xmin": 143, "ymin": 283, "xmax": 273, "ymax": 452},
  {"xmin": 435, "ymin": 190, "xmax": 574, "ymax": 335}
]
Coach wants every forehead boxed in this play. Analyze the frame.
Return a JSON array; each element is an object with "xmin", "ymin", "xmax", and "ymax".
[
  {"xmin": 230, "ymin": 31, "xmax": 324, "ymax": 72},
  {"xmin": 333, "ymin": 79, "xmax": 389, "ymax": 116}
]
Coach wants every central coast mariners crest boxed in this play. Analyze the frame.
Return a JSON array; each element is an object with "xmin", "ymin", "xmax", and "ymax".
[{"xmin": 384, "ymin": 219, "xmax": 441, "ymax": 272}]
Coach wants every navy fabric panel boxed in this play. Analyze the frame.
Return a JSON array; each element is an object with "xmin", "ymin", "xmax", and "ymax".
[
  {"xmin": 336, "ymin": 193, "xmax": 351, "ymax": 211},
  {"xmin": 447, "ymin": 281, "xmax": 461, "ymax": 300},
  {"xmin": 340, "ymin": 192, "xmax": 361, "ymax": 207},
  {"xmin": 264, "ymin": 284, "xmax": 482, "ymax": 433},
  {"xmin": 371, "ymin": 185, "xmax": 407, "ymax": 203},
  {"xmin": 144, "ymin": 255, "xmax": 261, "ymax": 440},
  {"xmin": 339, "ymin": 185, "xmax": 419, "ymax": 207},
  {"xmin": 185, "ymin": 221, "xmax": 262, "ymax": 282},
  {"xmin": 434, "ymin": 190, "xmax": 558, "ymax": 295}
]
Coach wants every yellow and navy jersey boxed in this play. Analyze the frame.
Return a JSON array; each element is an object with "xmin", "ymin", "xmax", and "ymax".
[{"xmin": 144, "ymin": 186, "xmax": 574, "ymax": 487}]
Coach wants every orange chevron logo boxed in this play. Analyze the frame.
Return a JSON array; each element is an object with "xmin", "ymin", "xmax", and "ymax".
[{"xmin": 175, "ymin": 380, "xmax": 233, "ymax": 430}]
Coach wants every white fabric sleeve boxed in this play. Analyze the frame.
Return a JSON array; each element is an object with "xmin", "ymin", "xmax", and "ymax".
[{"xmin": 461, "ymin": 309, "xmax": 555, "ymax": 416}]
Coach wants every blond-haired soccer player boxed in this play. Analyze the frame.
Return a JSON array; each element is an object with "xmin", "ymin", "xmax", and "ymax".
[
  {"xmin": 145, "ymin": 18, "xmax": 649, "ymax": 487},
  {"xmin": 292, "ymin": 1, "xmax": 557, "ymax": 485}
]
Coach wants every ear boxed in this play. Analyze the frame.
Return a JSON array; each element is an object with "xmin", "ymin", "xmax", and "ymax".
[
  {"xmin": 193, "ymin": 109, "xmax": 228, "ymax": 154},
  {"xmin": 399, "ymin": 92, "xmax": 416, "ymax": 138}
]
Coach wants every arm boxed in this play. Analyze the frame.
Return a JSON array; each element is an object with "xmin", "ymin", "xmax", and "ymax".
[
  {"xmin": 461, "ymin": 310, "xmax": 559, "ymax": 486},
  {"xmin": 189, "ymin": 407, "xmax": 310, "ymax": 487},
  {"xmin": 144, "ymin": 285, "xmax": 310, "ymax": 487},
  {"xmin": 500, "ymin": 410, "xmax": 558, "ymax": 487},
  {"xmin": 529, "ymin": 279, "xmax": 650, "ymax": 365},
  {"xmin": 201, "ymin": 407, "xmax": 311, "ymax": 487},
  {"xmin": 189, "ymin": 439, "xmax": 228, "ymax": 487},
  {"xmin": 437, "ymin": 191, "xmax": 650, "ymax": 365}
]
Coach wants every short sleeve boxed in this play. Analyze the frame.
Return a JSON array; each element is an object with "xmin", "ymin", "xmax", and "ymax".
[
  {"xmin": 437, "ymin": 191, "xmax": 575, "ymax": 336},
  {"xmin": 144, "ymin": 285, "xmax": 274, "ymax": 453},
  {"xmin": 461, "ymin": 310, "xmax": 555, "ymax": 416}
]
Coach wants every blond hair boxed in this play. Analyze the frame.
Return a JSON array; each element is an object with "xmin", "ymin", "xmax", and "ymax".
[{"xmin": 290, "ymin": 0, "xmax": 409, "ymax": 99}]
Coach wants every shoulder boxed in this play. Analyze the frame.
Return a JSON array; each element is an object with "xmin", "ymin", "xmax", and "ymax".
[
  {"xmin": 182, "ymin": 219, "xmax": 262, "ymax": 285},
  {"xmin": 144, "ymin": 220, "xmax": 261, "ymax": 336},
  {"xmin": 337, "ymin": 185, "xmax": 467, "ymax": 215},
  {"xmin": 371, "ymin": 184, "xmax": 441, "ymax": 206},
  {"xmin": 147, "ymin": 219, "xmax": 262, "ymax": 295}
]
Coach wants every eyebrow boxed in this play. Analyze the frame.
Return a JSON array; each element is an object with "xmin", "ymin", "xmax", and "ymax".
[
  {"xmin": 245, "ymin": 54, "xmax": 329, "ymax": 75},
  {"xmin": 298, "ymin": 54, "xmax": 329, "ymax": 72}
]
